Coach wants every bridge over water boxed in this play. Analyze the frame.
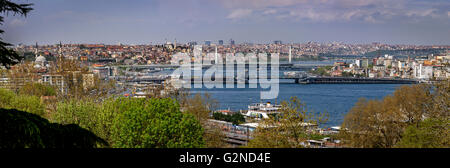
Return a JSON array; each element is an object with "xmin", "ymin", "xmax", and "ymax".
[
  {"xmin": 114, "ymin": 63, "xmax": 331, "ymax": 70},
  {"xmin": 127, "ymin": 76, "xmax": 418, "ymax": 85},
  {"xmin": 298, "ymin": 77, "xmax": 419, "ymax": 84}
]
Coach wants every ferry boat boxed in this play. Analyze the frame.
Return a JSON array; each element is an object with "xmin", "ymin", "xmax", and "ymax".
[
  {"xmin": 245, "ymin": 102, "xmax": 282, "ymax": 120},
  {"xmin": 283, "ymin": 71, "xmax": 307, "ymax": 78}
]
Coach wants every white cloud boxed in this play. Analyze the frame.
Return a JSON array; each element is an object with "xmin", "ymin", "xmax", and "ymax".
[
  {"xmin": 263, "ymin": 9, "xmax": 277, "ymax": 15},
  {"xmin": 219, "ymin": 0, "xmax": 450, "ymax": 23},
  {"xmin": 406, "ymin": 9, "xmax": 438, "ymax": 17},
  {"xmin": 9, "ymin": 19, "xmax": 27, "ymax": 27},
  {"xmin": 227, "ymin": 9, "xmax": 253, "ymax": 19},
  {"xmin": 364, "ymin": 16, "xmax": 380, "ymax": 24}
]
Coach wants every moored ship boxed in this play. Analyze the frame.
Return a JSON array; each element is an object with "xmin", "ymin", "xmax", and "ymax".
[{"xmin": 244, "ymin": 102, "xmax": 282, "ymax": 120}]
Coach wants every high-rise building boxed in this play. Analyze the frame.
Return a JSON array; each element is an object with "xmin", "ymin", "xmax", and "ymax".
[
  {"xmin": 218, "ymin": 40, "xmax": 224, "ymax": 45},
  {"xmin": 205, "ymin": 41, "xmax": 211, "ymax": 46},
  {"xmin": 188, "ymin": 41, "xmax": 197, "ymax": 46},
  {"xmin": 361, "ymin": 58, "xmax": 369, "ymax": 68},
  {"xmin": 274, "ymin": 40, "xmax": 282, "ymax": 45},
  {"xmin": 355, "ymin": 59, "xmax": 361, "ymax": 68},
  {"xmin": 230, "ymin": 39, "xmax": 235, "ymax": 46}
]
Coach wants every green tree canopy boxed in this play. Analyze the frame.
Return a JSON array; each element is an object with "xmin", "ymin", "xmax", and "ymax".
[
  {"xmin": 19, "ymin": 82, "xmax": 57, "ymax": 97},
  {"xmin": 0, "ymin": 88, "xmax": 46, "ymax": 116},
  {"xmin": 396, "ymin": 118, "xmax": 449, "ymax": 148},
  {"xmin": 212, "ymin": 112, "xmax": 245, "ymax": 125},
  {"xmin": 111, "ymin": 98, "xmax": 205, "ymax": 148}
]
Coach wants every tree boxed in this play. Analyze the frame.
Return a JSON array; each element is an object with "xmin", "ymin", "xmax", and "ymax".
[
  {"xmin": 184, "ymin": 93, "xmax": 232, "ymax": 148},
  {"xmin": 341, "ymin": 71, "xmax": 354, "ymax": 77},
  {"xmin": 341, "ymin": 81, "xmax": 449, "ymax": 148},
  {"xmin": 111, "ymin": 98, "xmax": 205, "ymax": 148},
  {"xmin": 93, "ymin": 98, "xmax": 120, "ymax": 144},
  {"xmin": 397, "ymin": 80, "xmax": 450, "ymax": 148},
  {"xmin": 203, "ymin": 125, "xmax": 229, "ymax": 148},
  {"xmin": 340, "ymin": 98, "xmax": 403, "ymax": 148},
  {"xmin": 0, "ymin": 0, "xmax": 33, "ymax": 68},
  {"xmin": 19, "ymin": 82, "xmax": 57, "ymax": 97},
  {"xmin": 310, "ymin": 66, "xmax": 332, "ymax": 76},
  {"xmin": 0, "ymin": 87, "xmax": 14, "ymax": 107},
  {"xmin": 427, "ymin": 79, "xmax": 449, "ymax": 119},
  {"xmin": 396, "ymin": 118, "xmax": 449, "ymax": 148},
  {"xmin": 183, "ymin": 93, "xmax": 217, "ymax": 124},
  {"xmin": 5, "ymin": 61, "xmax": 40, "ymax": 90},
  {"xmin": 392, "ymin": 84, "xmax": 432, "ymax": 125},
  {"xmin": 0, "ymin": 108, "xmax": 107, "ymax": 148},
  {"xmin": 51, "ymin": 97, "xmax": 119, "ymax": 145},
  {"xmin": 53, "ymin": 98, "xmax": 99, "ymax": 131},
  {"xmin": 51, "ymin": 96, "xmax": 209, "ymax": 148},
  {"xmin": 247, "ymin": 97, "xmax": 328, "ymax": 148},
  {"xmin": 10, "ymin": 94, "xmax": 45, "ymax": 116},
  {"xmin": 212, "ymin": 112, "xmax": 245, "ymax": 125},
  {"xmin": 181, "ymin": 93, "xmax": 231, "ymax": 148},
  {"xmin": 0, "ymin": 88, "xmax": 45, "ymax": 116}
]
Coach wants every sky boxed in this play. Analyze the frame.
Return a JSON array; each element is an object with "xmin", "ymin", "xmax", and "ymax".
[{"xmin": 2, "ymin": 0, "xmax": 450, "ymax": 45}]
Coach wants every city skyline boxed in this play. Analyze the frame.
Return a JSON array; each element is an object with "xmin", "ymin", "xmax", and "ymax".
[{"xmin": 3, "ymin": 0, "xmax": 450, "ymax": 45}]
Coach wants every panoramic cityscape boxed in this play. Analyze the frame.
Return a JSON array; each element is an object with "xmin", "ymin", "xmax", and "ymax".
[{"xmin": 0, "ymin": 0, "xmax": 449, "ymax": 157}]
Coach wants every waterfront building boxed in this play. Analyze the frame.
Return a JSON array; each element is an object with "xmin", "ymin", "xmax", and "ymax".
[
  {"xmin": 414, "ymin": 64, "xmax": 434, "ymax": 80},
  {"xmin": 384, "ymin": 59, "xmax": 392, "ymax": 68},
  {"xmin": 361, "ymin": 58, "xmax": 369, "ymax": 68},
  {"xmin": 355, "ymin": 59, "xmax": 361, "ymax": 68},
  {"xmin": 398, "ymin": 61, "xmax": 406, "ymax": 70}
]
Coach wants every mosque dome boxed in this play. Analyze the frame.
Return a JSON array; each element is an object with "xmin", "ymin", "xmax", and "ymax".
[
  {"xmin": 35, "ymin": 55, "xmax": 46, "ymax": 63},
  {"xmin": 33, "ymin": 64, "xmax": 42, "ymax": 69}
]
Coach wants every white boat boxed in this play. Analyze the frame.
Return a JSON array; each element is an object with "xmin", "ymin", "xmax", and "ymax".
[
  {"xmin": 283, "ymin": 71, "xmax": 307, "ymax": 78},
  {"xmin": 245, "ymin": 102, "xmax": 282, "ymax": 120}
]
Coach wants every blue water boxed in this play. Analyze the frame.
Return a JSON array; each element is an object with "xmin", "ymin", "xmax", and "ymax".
[{"xmin": 190, "ymin": 84, "xmax": 406, "ymax": 128}]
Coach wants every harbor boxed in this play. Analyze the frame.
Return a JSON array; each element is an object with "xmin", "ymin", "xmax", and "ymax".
[{"xmin": 208, "ymin": 101, "xmax": 342, "ymax": 148}]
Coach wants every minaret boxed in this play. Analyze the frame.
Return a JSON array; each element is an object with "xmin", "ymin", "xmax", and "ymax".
[
  {"xmin": 58, "ymin": 41, "xmax": 63, "ymax": 72},
  {"xmin": 289, "ymin": 45, "xmax": 292, "ymax": 63},
  {"xmin": 58, "ymin": 41, "xmax": 62, "ymax": 55},
  {"xmin": 35, "ymin": 42, "xmax": 38, "ymax": 59},
  {"xmin": 174, "ymin": 38, "xmax": 177, "ymax": 49},
  {"xmin": 59, "ymin": 42, "xmax": 63, "ymax": 60},
  {"xmin": 215, "ymin": 45, "xmax": 218, "ymax": 64}
]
